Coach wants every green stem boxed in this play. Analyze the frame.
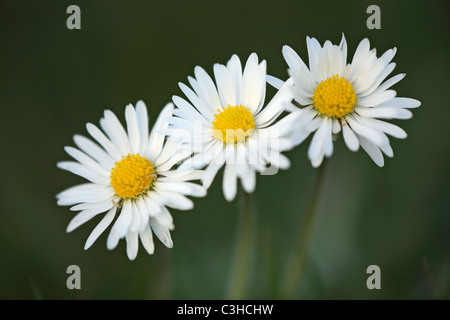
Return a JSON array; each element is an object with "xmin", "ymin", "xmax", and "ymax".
[
  {"xmin": 226, "ymin": 191, "xmax": 254, "ymax": 299},
  {"xmin": 279, "ymin": 159, "xmax": 329, "ymax": 299},
  {"xmin": 148, "ymin": 243, "xmax": 171, "ymax": 299}
]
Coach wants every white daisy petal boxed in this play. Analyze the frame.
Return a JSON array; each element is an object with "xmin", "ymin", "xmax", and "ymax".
[
  {"xmin": 214, "ymin": 63, "xmax": 236, "ymax": 107},
  {"xmin": 255, "ymin": 78, "xmax": 295, "ymax": 127},
  {"xmin": 347, "ymin": 116, "xmax": 388, "ymax": 147},
  {"xmin": 307, "ymin": 118, "xmax": 327, "ymax": 165},
  {"xmin": 143, "ymin": 193, "xmax": 163, "ymax": 217},
  {"xmin": 66, "ymin": 199, "xmax": 114, "ymax": 220},
  {"xmin": 351, "ymin": 38, "xmax": 371, "ymax": 70},
  {"xmin": 101, "ymin": 110, "xmax": 132, "ymax": 155},
  {"xmin": 242, "ymin": 53, "xmax": 266, "ymax": 113},
  {"xmin": 342, "ymin": 123, "xmax": 360, "ymax": 152},
  {"xmin": 129, "ymin": 201, "xmax": 142, "ymax": 233},
  {"xmin": 125, "ymin": 232, "xmax": 139, "ymax": 261},
  {"xmin": 363, "ymin": 117, "xmax": 408, "ymax": 139},
  {"xmin": 223, "ymin": 163, "xmax": 237, "ymax": 202},
  {"xmin": 155, "ymin": 148, "xmax": 193, "ymax": 173},
  {"xmin": 306, "ymin": 36, "xmax": 323, "ymax": 82},
  {"xmin": 146, "ymin": 102, "xmax": 174, "ymax": 160},
  {"xmin": 356, "ymin": 107, "xmax": 413, "ymax": 120},
  {"xmin": 125, "ymin": 104, "xmax": 141, "ymax": 155},
  {"xmin": 326, "ymin": 45, "xmax": 345, "ymax": 76},
  {"xmin": 358, "ymin": 89, "xmax": 397, "ymax": 107},
  {"xmin": 154, "ymin": 206, "xmax": 174, "ymax": 230},
  {"xmin": 194, "ymin": 65, "xmax": 222, "ymax": 111},
  {"xmin": 172, "ymin": 95, "xmax": 206, "ymax": 123},
  {"xmin": 155, "ymin": 181, "xmax": 207, "ymax": 197},
  {"xmin": 332, "ymin": 118, "xmax": 341, "ymax": 134},
  {"xmin": 295, "ymin": 66, "xmax": 316, "ymax": 95},
  {"xmin": 57, "ymin": 183, "xmax": 111, "ymax": 200},
  {"xmin": 289, "ymin": 70, "xmax": 315, "ymax": 105},
  {"xmin": 84, "ymin": 207, "xmax": 117, "ymax": 250},
  {"xmin": 235, "ymin": 141, "xmax": 247, "ymax": 177},
  {"xmin": 247, "ymin": 135, "xmax": 265, "ymax": 171},
  {"xmin": 110, "ymin": 200, "xmax": 133, "ymax": 240},
  {"xmin": 135, "ymin": 100, "xmax": 149, "ymax": 154},
  {"xmin": 150, "ymin": 217, "xmax": 173, "ymax": 248},
  {"xmin": 67, "ymin": 201, "xmax": 114, "ymax": 233},
  {"xmin": 379, "ymin": 47, "xmax": 397, "ymax": 64},
  {"xmin": 135, "ymin": 197, "xmax": 150, "ymax": 232},
  {"xmin": 376, "ymin": 97, "xmax": 421, "ymax": 109},
  {"xmin": 311, "ymin": 148, "xmax": 325, "ymax": 168},
  {"xmin": 317, "ymin": 42, "xmax": 330, "ymax": 80},
  {"xmin": 64, "ymin": 146, "xmax": 110, "ymax": 177},
  {"xmin": 57, "ymin": 190, "xmax": 115, "ymax": 207},
  {"xmin": 353, "ymin": 61, "xmax": 386, "ymax": 94},
  {"xmin": 263, "ymin": 150, "xmax": 291, "ymax": 171},
  {"xmin": 139, "ymin": 225, "xmax": 155, "ymax": 255},
  {"xmin": 57, "ymin": 161, "xmax": 109, "ymax": 185},
  {"xmin": 266, "ymin": 74, "xmax": 284, "ymax": 90},
  {"xmin": 69, "ymin": 197, "xmax": 118, "ymax": 211},
  {"xmin": 339, "ymin": 33, "xmax": 347, "ymax": 67},
  {"xmin": 226, "ymin": 54, "xmax": 244, "ymax": 102},
  {"xmin": 380, "ymin": 143, "xmax": 394, "ymax": 158},
  {"xmin": 359, "ymin": 136, "xmax": 384, "ymax": 167},
  {"xmin": 178, "ymin": 82, "xmax": 214, "ymax": 121},
  {"xmin": 283, "ymin": 126, "xmax": 311, "ymax": 149},
  {"xmin": 358, "ymin": 62, "xmax": 397, "ymax": 97},
  {"xmin": 359, "ymin": 73, "xmax": 405, "ymax": 98},
  {"xmin": 282, "ymin": 45, "xmax": 309, "ymax": 73},
  {"xmin": 73, "ymin": 134, "xmax": 115, "ymax": 169},
  {"xmin": 161, "ymin": 116, "xmax": 195, "ymax": 135},
  {"xmin": 153, "ymin": 139, "xmax": 182, "ymax": 167},
  {"xmin": 341, "ymin": 64, "xmax": 353, "ymax": 79},
  {"xmin": 158, "ymin": 168, "xmax": 205, "ymax": 181},
  {"xmin": 306, "ymin": 116, "xmax": 323, "ymax": 132},
  {"xmin": 202, "ymin": 162, "xmax": 223, "ymax": 189},
  {"xmin": 240, "ymin": 164, "xmax": 256, "ymax": 193},
  {"xmin": 322, "ymin": 117, "xmax": 334, "ymax": 157},
  {"xmin": 86, "ymin": 123, "xmax": 122, "ymax": 161},
  {"xmin": 154, "ymin": 189, "xmax": 194, "ymax": 210},
  {"xmin": 255, "ymin": 61, "xmax": 268, "ymax": 113},
  {"xmin": 106, "ymin": 230, "xmax": 120, "ymax": 251}
]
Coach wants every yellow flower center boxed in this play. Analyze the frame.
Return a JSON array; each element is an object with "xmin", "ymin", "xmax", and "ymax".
[
  {"xmin": 212, "ymin": 105, "xmax": 256, "ymax": 143},
  {"xmin": 110, "ymin": 153, "xmax": 156, "ymax": 199},
  {"xmin": 313, "ymin": 75, "xmax": 357, "ymax": 118}
]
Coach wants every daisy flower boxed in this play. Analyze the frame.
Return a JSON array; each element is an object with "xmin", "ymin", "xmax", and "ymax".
[
  {"xmin": 56, "ymin": 101, "xmax": 206, "ymax": 260},
  {"xmin": 282, "ymin": 34, "xmax": 421, "ymax": 167},
  {"xmin": 165, "ymin": 53, "xmax": 300, "ymax": 201}
]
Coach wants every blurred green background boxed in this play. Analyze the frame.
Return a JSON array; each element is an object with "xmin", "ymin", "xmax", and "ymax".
[{"xmin": 0, "ymin": 0, "xmax": 449, "ymax": 299}]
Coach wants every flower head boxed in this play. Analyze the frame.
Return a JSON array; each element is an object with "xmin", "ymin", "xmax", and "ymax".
[
  {"xmin": 283, "ymin": 34, "xmax": 421, "ymax": 167},
  {"xmin": 165, "ymin": 53, "xmax": 299, "ymax": 201},
  {"xmin": 57, "ymin": 101, "xmax": 206, "ymax": 260}
]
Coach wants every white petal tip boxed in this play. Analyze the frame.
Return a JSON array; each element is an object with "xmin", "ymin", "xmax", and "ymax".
[
  {"xmin": 127, "ymin": 254, "xmax": 137, "ymax": 261},
  {"xmin": 310, "ymin": 158, "xmax": 324, "ymax": 168},
  {"xmin": 136, "ymin": 99, "xmax": 146, "ymax": 107},
  {"xmin": 224, "ymin": 193, "xmax": 236, "ymax": 202}
]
